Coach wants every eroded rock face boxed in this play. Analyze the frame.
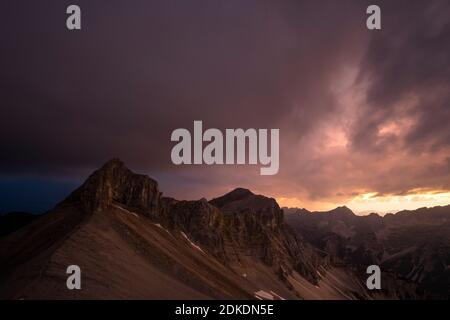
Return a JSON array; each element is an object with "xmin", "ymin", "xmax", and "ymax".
[
  {"xmin": 211, "ymin": 188, "xmax": 283, "ymax": 231},
  {"xmin": 285, "ymin": 206, "xmax": 450, "ymax": 299},
  {"xmin": 210, "ymin": 188, "xmax": 322, "ymax": 284},
  {"xmin": 65, "ymin": 160, "xmax": 324, "ymax": 286},
  {"xmin": 65, "ymin": 158, "xmax": 161, "ymax": 216},
  {"xmin": 160, "ymin": 197, "xmax": 226, "ymax": 259}
]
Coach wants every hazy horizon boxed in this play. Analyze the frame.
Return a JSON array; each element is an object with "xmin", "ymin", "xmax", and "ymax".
[{"xmin": 2, "ymin": 159, "xmax": 450, "ymax": 216}]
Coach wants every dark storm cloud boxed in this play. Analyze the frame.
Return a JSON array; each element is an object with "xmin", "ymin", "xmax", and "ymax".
[
  {"xmin": 0, "ymin": 0, "xmax": 365, "ymax": 173},
  {"xmin": 353, "ymin": 0, "xmax": 450, "ymax": 153},
  {"xmin": 0, "ymin": 0, "xmax": 449, "ymax": 209}
]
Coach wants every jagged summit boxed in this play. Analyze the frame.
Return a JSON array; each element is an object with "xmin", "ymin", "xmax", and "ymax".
[
  {"xmin": 210, "ymin": 187, "xmax": 278, "ymax": 213},
  {"xmin": 64, "ymin": 158, "xmax": 161, "ymax": 215},
  {"xmin": 286, "ymin": 206, "xmax": 355, "ymax": 218},
  {"xmin": 61, "ymin": 160, "xmax": 325, "ymax": 294},
  {"xmin": 100, "ymin": 157, "xmax": 126, "ymax": 169},
  {"xmin": 327, "ymin": 206, "xmax": 355, "ymax": 217},
  {"xmin": 210, "ymin": 187, "xmax": 284, "ymax": 231},
  {"xmin": 209, "ymin": 188, "xmax": 254, "ymax": 207},
  {"xmin": 227, "ymin": 187, "xmax": 254, "ymax": 197}
]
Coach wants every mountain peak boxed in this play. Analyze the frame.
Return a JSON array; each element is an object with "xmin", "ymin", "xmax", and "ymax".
[
  {"xmin": 99, "ymin": 157, "xmax": 126, "ymax": 170},
  {"xmin": 226, "ymin": 187, "xmax": 254, "ymax": 198},
  {"xmin": 64, "ymin": 159, "xmax": 161, "ymax": 215},
  {"xmin": 209, "ymin": 188, "xmax": 254, "ymax": 209},
  {"xmin": 328, "ymin": 206, "xmax": 355, "ymax": 217}
]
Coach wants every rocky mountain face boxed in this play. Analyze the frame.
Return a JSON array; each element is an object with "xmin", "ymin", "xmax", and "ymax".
[
  {"xmin": 0, "ymin": 159, "xmax": 367, "ymax": 299},
  {"xmin": 4, "ymin": 159, "xmax": 447, "ymax": 299},
  {"xmin": 285, "ymin": 206, "xmax": 450, "ymax": 299},
  {"xmin": 209, "ymin": 188, "xmax": 323, "ymax": 285},
  {"xmin": 66, "ymin": 158, "xmax": 161, "ymax": 216}
]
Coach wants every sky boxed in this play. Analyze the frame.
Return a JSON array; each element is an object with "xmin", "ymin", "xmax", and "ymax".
[{"xmin": 1, "ymin": 0, "xmax": 450, "ymax": 214}]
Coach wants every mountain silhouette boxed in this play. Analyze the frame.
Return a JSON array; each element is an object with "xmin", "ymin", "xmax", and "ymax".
[
  {"xmin": 0, "ymin": 159, "xmax": 368, "ymax": 299},
  {"xmin": 0, "ymin": 159, "xmax": 448, "ymax": 299}
]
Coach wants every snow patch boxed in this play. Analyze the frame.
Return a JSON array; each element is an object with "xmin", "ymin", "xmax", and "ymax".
[
  {"xmin": 254, "ymin": 290, "xmax": 285, "ymax": 300},
  {"xmin": 181, "ymin": 231, "xmax": 206, "ymax": 254},
  {"xmin": 153, "ymin": 223, "xmax": 171, "ymax": 235},
  {"xmin": 112, "ymin": 204, "xmax": 139, "ymax": 218},
  {"xmin": 270, "ymin": 291, "xmax": 286, "ymax": 300}
]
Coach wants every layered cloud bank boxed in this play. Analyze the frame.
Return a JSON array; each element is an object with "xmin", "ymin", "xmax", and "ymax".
[{"xmin": 1, "ymin": 0, "xmax": 449, "ymax": 213}]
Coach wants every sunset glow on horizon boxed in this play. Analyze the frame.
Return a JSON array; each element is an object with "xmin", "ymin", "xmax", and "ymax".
[{"xmin": 277, "ymin": 189, "xmax": 450, "ymax": 215}]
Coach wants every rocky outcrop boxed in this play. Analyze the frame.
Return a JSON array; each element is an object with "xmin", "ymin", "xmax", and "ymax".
[
  {"xmin": 63, "ymin": 160, "xmax": 324, "ymax": 285},
  {"xmin": 50, "ymin": 159, "xmax": 377, "ymax": 294},
  {"xmin": 65, "ymin": 158, "xmax": 161, "ymax": 216},
  {"xmin": 210, "ymin": 188, "xmax": 283, "ymax": 231},
  {"xmin": 210, "ymin": 188, "xmax": 323, "ymax": 284},
  {"xmin": 155, "ymin": 187, "xmax": 324, "ymax": 284},
  {"xmin": 159, "ymin": 197, "xmax": 226, "ymax": 259}
]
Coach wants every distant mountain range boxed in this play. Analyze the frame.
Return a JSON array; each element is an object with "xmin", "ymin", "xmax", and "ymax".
[
  {"xmin": 0, "ymin": 159, "xmax": 448, "ymax": 299},
  {"xmin": 285, "ymin": 205, "xmax": 450, "ymax": 299}
]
